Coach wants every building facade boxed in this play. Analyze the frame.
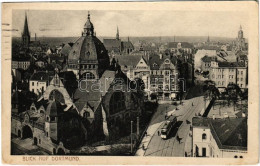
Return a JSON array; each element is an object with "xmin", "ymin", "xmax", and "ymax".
[
  {"xmin": 209, "ymin": 61, "xmax": 247, "ymax": 89},
  {"xmin": 192, "ymin": 117, "xmax": 247, "ymax": 158}
]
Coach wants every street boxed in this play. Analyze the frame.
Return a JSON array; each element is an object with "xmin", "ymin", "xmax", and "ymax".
[{"xmin": 136, "ymin": 85, "xmax": 205, "ymax": 156}]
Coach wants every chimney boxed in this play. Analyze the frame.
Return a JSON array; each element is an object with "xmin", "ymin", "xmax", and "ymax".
[
  {"xmin": 35, "ymin": 33, "xmax": 37, "ymax": 41},
  {"xmin": 159, "ymin": 54, "xmax": 163, "ymax": 59}
]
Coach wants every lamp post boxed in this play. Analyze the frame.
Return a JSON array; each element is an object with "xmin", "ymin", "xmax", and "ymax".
[
  {"xmin": 137, "ymin": 117, "xmax": 139, "ymax": 138},
  {"xmin": 131, "ymin": 121, "xmax": 133, "ymax": 154}
]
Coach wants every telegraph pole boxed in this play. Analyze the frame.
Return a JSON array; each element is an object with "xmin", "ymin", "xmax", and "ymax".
[
  {"xmin": 131, "ymin": 120, "xmax": 133, "ymax": 154},
  {"xmin": 137, "ymin": 117, "xmax": 139, "ymax": 138}
]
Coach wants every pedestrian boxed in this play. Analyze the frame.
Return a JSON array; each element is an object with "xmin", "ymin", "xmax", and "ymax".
[
  {"xmin": 185, "ymin": 152, "xmax": 187, "ymax": 157},
  {"xmin": 158, "ymin": 130, "xmax": 160, "ymax": 136}
]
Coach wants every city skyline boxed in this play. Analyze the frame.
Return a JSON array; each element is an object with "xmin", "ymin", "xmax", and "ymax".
[{"xmin": 12, "ymin": 10, "xmax": 248, "ymax": 38}]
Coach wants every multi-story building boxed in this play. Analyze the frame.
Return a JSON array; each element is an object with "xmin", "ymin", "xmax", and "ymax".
[
  {"xmin": 149, "ymin": 53, "xmax": 179, "ymax": 100},
  {"xmin": 192, "ymin": 117, "xmax": 247, "ymax": 158},
  {"xmin": 114, "ymin": 55, "xmax": 150, "ymax": 91},
  {"xmin": 12, "ymin": 56, "xmax": 31, "ymax": 70},
  {"xmin": 29, "ymin": 71, "xmax": 54, "ymax": 95},
  {"xmin": 209, "ymin": 61, "xmax": 247, "ymax": 90},
  {"xmin": 11, "ymin": 12, "xmax": 143, "ymax": 154}
]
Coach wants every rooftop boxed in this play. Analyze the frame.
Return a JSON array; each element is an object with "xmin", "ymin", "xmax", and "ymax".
[{"xmin": 192, "ymin": 117, "xmax": 247, "ymax": 150}]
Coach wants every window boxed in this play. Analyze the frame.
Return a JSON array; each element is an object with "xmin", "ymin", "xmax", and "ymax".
[
  {"xmin": 241, "ymin": 78, "xmax": 243, "ymax": 81},
  {"xmin": 212, "ymin": 74, "xmax": 215, "ymax": 78},
  {"xmin": 202, "ymin": 133, "xmax": 207, "ymax": 140},
  {"xmin": 241, "ymin": 71, "xmax": 243, "ymax": 74},
  {"xmin": 46, "ymin": 132, "xmax": 48, "ymax": 137},
  {"xmin": 39, "ymin": 139, "xmax": 41, "ymax": 144},
  {"xmin": 50, "ymin": 117, "xmax": 55, "ymax": 122},
  {"xmin": 240, "ymin": 84, "xmax": 243, "ymax": 87},
  {"xmin": 234, "ymin": 155, "xmax": 238, "ymax": 158},
  {"xmin": 240, "ymin": 156, "xmax": 243, "ymax": 158},
  {"xmin": 83, "ymin": 112, "xmax": 90, "ymax": 118},
  {"xmin": 109, "ymin": 92, "xmax": 125, "ymax": 114},
  {"xmin": 46, "ymin": 117, "xmax": 49, "ymax": 121},
  {"xmin": 32, "ymin": 82, "xmax": 34, "ymax": 86},
  {"xmin": 165, "ymin": 71, "xmax": 170, "ymax": 76},
  {"xmin": 82, "ymin": 72, "xmax": 95, "ymax": 79}
]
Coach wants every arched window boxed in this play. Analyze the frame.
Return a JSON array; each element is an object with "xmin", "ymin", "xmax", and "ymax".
[
  {"xmin": 202, "ymin": 133, "xmax": 207, "ymax": 140},
  {"xmin": 49, "ymin": 90, "xmax": 65, "ymax": 104},
  {"xmin": 83, "ymin": 111, "xmax": 90, "ymax": 118},
  {"xmin": 109, "ymin": 92, "xmax": 125, "ymax": 114},
  {"xmin": 82, "ymin": 72, "xmax": 95, "ymax": 80},
  {"xmin": 234, "ymin": 155, "xmax": 238, "ymax": 158}
]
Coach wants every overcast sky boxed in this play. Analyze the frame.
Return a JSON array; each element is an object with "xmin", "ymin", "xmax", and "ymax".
[{"xmin": 12, "ymin": 10, "xmax": 248, "ymax": 38}]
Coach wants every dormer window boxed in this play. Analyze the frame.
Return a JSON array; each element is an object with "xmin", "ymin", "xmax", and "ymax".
[
  {"xmin": 85, "ymin": 51, "xmax": 90, "ymax": 56},
  {"xmin": 153, "ymin": 63, "xmax": 157, "ymax": 67},
  {"xmin": 165, "ymin": 59, "xmax": 170, "ymax": 64}
]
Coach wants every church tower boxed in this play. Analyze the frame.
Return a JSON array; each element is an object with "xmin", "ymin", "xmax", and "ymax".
[
  {"xmin": 207, "ymin": 35, "xmax": 210, "ymax": 43},
  {"xmin": 236, "ymin": 25, "xmax": 246, "ymax": 51},
  {"xmin": 22, "ymin": 12, "xmax": 30, "ymax": 48},
  {"xmin": 116, "ymin": 26, "xmax": 119, "ymax": 40},
  {"xmin": 238, "ymin": 25, "xmax": 244, "ymax": 39}
]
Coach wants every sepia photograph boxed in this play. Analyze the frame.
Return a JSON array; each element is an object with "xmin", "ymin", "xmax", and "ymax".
[{"xmin": 2, "ymin": 2, "xmax": 259, "ymax": 165}]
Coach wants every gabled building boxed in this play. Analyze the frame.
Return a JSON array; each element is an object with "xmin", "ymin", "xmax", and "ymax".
[
  {"xmin": 114, "ymin": 55, "xmax": 150, "ymax": 91},
  {"xmin": 192, "ymin": 117, "xmax": 247, "ymax": 158},
  {"xmin": 29, "ymin": 71, "xmax": 54, "ymax": 95},
  {"xmin": 149, "ymin": 53, "xmax": 179, "ymax": 100},
  {"xmin": 103, "ymin": 27, "xmax": 134, "ymax": 55},
  {"xmin": 208, "ymin": 61, "xmax": 247, "ymax": 89}
]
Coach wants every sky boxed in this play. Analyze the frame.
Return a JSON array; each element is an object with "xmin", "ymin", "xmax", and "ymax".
[{"xmin": 12, "ymin": 10, "xmax": 248, "ymax": 38}]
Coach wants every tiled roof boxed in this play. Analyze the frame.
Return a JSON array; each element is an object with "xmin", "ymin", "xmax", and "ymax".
[
  {"xmin": 201, "ymin": 55, "xmax": 217, "ymax": 62},
  {"xmin": 192, "ymin": 117, "xmax": 247, "ymax": 150},
  {"xmin": 114, "ymin": 55, "xmax": 142, "ymax": 67},
  {"xmin": 121, "ymin": 41, "xmax": 134, "ymax": 49},
  {"xmin": 103, "ymin": 39, "xmax": 121, "ymax": 52},
  {"xmin": 30, "ymin": 71, "xmax": 53, "ymax": 81},
  {"xmin": 218, "ymin": 62, "xmax": 246, "ymax": 68},
  {"xmin": 60, "ymin": 43, "xmax": 72, "ymax": 56},
  {"xmin": 149, "ymin": 53, "xmax": 178, "ymax": 70},
  {"xmin": 168, "ymin": 42, "xmax": 194, "ymax": 48},
  {"xmin": 12, "ymin": 56, "xmax": 31, "ymax": 61},
  {"xmin": 68, "ymin": 35, "xmax": 109, "ymax": 65}
]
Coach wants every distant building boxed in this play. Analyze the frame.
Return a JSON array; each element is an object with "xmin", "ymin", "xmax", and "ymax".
[
  {"xmin": 234, "ymin": 25, "xmax": 247, "ymax": 51},
  {"xmin": 149, "ymin": 53, "xmax": 179, "ymax": 100},
  {"xmin": 192, "ymin": 117, "xmax": 247, "ymax": 158},
  {"xmin": 201, "ymin": 55, "xmax": 218, "ymax": 72},
  {"xmin": 209, "ymin": 61, "xmax": 247, "ymax": 89},
  {"xmin": 29, "ymin": 71, "xmax": 54, "ymax": 95},
  {"xmin": 168, "ymin": 42, "xmax": 193, "ymax": 54},
  {"xmin": 103, "ymin": 27, "xmax": 134, "ymax": 55},
  {"xmin": 114, "ymin": 55, "xmax": 150, "ymax": 91},
  {"xmin": 12, "ymin": 56, "xmax": 31, "ymax": 70}
]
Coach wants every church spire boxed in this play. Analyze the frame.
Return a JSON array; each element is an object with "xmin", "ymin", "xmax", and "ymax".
[
  {"xmin": 22, "ymin": 12, "xmax": 30, "ymax": 48},
  {"xmin": 207, "ymin": 34, "xmax": 210, "ymax": 43},
  {"xmin": 116, "ymin": 26, "xmax": 119, "ymax": 40}
]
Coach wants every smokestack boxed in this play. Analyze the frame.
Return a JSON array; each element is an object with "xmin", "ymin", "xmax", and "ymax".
[{"xmin": 35, "ymin": 33, "xmax": 36, "ymax": 41}]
